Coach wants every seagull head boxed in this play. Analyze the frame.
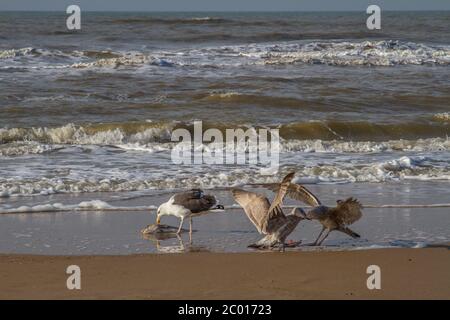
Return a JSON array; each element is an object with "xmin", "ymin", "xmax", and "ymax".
[
  {"xmin": 156, "ymin": 202, "xmax": 169, "ymax": 224},
  {"xmin": 292, "ymin": 207, "xmax": 309, "ymax": 220}
]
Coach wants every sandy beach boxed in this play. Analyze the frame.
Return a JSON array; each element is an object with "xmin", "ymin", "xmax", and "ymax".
[{"xmin": 1, "ymin": 247, "xmax": 448, "ymax": 300}]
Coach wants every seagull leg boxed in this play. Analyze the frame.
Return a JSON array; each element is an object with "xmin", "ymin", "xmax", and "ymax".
[
  {"xmin": 317, "ymin": 229, "xmax": 331, "ymax": 246},
  {"xmin": 338, "ymin": 226, "xmax": 360, "ymax": 239},
  {"xmin": 176, "ymin": 234, "xmax": 185, "ymax": 251},
  {"xmin": 177, "ymin": 217, "xmax": 185, "ymax": 234},
  {"xmin": 189, "ymin": 218, "xmax": 193, "ymax": 244},
  {"xmin": 312, "ymin": 226, "xmax": 326, "ymax": 245}
]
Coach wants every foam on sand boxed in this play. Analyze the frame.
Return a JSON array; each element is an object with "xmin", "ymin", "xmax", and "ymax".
[{"xmin": 0, "ymin": 200, "xmax": 154, "ymax": 214}]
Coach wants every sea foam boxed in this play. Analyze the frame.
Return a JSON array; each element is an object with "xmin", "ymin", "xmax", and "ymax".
[{"xmin": 1, "ymin": 40, "xmax": 449, "ymax": 71}]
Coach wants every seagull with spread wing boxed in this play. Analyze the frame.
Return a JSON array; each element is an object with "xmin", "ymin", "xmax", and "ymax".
[
  {"xmin": 231, "ymin": 172, "xmax": 309, "ymax": 251},
  {"xmin": 265, "ymin": 181, "xmax": 363, "ymax": 246}
]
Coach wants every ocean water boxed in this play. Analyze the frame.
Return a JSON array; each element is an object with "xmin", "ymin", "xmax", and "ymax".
[
  {"xmin": 0, "ymin": 11, "xmax": 449, "ymax": 253},
  {"xmin": 0, "ymin": 11, "xmax": 449, "ymax": 196}
]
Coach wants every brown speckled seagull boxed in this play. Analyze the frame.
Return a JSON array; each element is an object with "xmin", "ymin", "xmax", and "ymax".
[
  {"xmin": 232, "ymin": 172, "xmax": 309, "ymax": 251},
  {"xmin": 266, "ymin": 181, "xmax": 363, "ymax": 245}
]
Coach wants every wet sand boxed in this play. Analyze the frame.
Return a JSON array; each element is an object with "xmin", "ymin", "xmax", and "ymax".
[{"xmin": 0, "ymin": 247, "xmax": 449, "ymax": 300}]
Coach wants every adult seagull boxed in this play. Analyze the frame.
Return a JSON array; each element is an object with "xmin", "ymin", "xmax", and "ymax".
[
  {"xmin": 265, "ymin": 182, "xmax": 363, "ymax": 245},
  {"xmin": 156, "ymin": 189, "xmax": 224, "ymax": 235},
  {"xmin": 231, "ymin": 172, "xmax": 309, "ymax": 251}
]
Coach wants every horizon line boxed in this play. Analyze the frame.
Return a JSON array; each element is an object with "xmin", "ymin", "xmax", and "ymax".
[{"xmin": 1, "ymin": 9, "xmax": 449, "ymax": 12}]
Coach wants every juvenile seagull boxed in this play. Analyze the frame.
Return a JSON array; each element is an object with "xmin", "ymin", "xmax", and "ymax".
[
  {"xmin": 156, "ymin": 189, "xmax": 224, "ymax": 235},
  {"xmin": 266, "ymin": 182, "xmax": 363, "ymax": 245},
  {"xmin": 231, "ymin": 172, "xmax": 308, "ymax": 250},
  {"xmin": 306, "ymin": 198, "xmax": 362, "ymax": 245}
]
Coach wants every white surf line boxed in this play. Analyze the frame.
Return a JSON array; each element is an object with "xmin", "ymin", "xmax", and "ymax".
[
  {"xmin": 1, "ymin": 203, "xmax": 450, "ymax": 214},
  {"xmin": 0, "ymin": 208, "xmax": 154, "ymax": 214},
  {"xmin": 353, "ymin": 204, "xmax": 450, "ymax": 208},
  {"xmin": 0, "ymin": 205, "xmax": 154, "ymax": 214}
]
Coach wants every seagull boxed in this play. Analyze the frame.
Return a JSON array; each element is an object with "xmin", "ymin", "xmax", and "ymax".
[
  {"xmin": 231, "ymin": 172, "xmax": 309, "ymax": 251},
  {"xmin": 156, "ymin": 189, "xmax": 224, "ymax": 235},
  {"xmin": 306, "ymin": 198, "xmax": 362, "ymax": 245},
  {"xmin": 265, "ymin": 182, "xmax": 363, "ymax": 246}
]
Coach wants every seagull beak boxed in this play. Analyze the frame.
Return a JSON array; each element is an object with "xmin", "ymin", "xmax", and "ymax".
[
  {"xmin": 156, "ymin": 215, "xmax": 161, "ymax": 225},
  {"xmin": 299, "ymin": 210, "xmax": 310, "ymax": 220}
]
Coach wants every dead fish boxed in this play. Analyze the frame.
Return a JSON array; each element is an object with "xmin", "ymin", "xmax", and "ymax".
[{"xmin": 141, "ymin": 224, "xmax": 190, "ymax": 235}]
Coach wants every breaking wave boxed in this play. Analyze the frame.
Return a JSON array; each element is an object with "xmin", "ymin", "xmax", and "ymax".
[
  {"xmin": 0, "ymin": 47, "xmax": 39, "ymax": 59},
  {"xmin": 282, "ymin": 138, "xmax": 450, "ymax": 153},
  {"xmin": 0, "ymin": 155, "xmax": 448, "ymax": 197},
  {"xmin": 1, "ymin": 40, "xmax": 449, "ymax": 71},
  {"xmin": 1, "ymin": 122, "xmax": 446, "ymax": 195},
  {"xmin": 260, "ymin": 40, "xmax": 450, "ymax": 66},
  {"xmin": 1, "ymin": 136, "xmax": 448, "ymax": 157},
  {"xmin": 433, "ymin": 112, "xmax": 450, "ymax": 122},
  {"xmin": 0, "ymin": 122, "xmax": 174, "ymax": 146},
  {"xmin": 70, "ymin": 53, "xmax": 174, "ymax": 69},
  {"xmin": 0, "ymin": 120, "xmax": 448, "ymax": 156},
  {"xmin": 0, "ymin": 142, "xmax": 59, "ymax": 157}
]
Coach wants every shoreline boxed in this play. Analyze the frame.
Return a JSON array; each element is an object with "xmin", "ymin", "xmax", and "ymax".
[
  {"xmin": 1, "ymin": 247, "xmax": 449, "ymax": 299},
  {"xmin": 1, "ymin": 183, "xmax": 449, "ymax": 255}
]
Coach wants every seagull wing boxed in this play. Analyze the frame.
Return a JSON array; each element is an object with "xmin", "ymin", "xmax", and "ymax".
[
  {"xmin": 231, "ymin": 189, "xmax": 274, "ymax": 234},
  {"xmin": 329, "ymin": 197, "xmax": 363, "ymax": 226},
  {"xmin": 266, "ymin": 182, "xmax": 322, "ymax": 207},
  {"xmin": 172, "ymin": 189, "xmax": 217, "ymax": 213},
  {"xmin": 266, "ymin": 172, "xmax": 295, "ymax": 218}
]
